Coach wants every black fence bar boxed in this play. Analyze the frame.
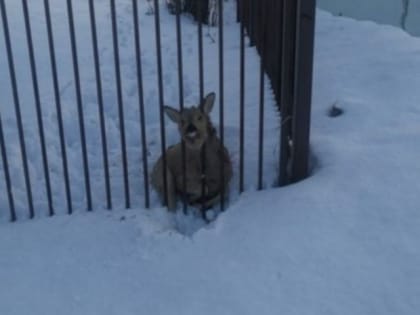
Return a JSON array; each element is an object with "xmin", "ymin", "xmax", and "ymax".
[
  {"xmin": 89, "ymin": 0, "xmax": 112, "ymax": 210},
  {"xmin": 110, "ymin": 0, "xmax": 130, "ymax": 209},
  {"xmin": 238, "ymin": 3, "xmax": 246, "ymax": 193},
  {"xmin": 290, "ymin": 0, "xmax": 315, "ymax": 182},
  {"xmin": 197, "ymin": 1, "xmax": 204, "ymax": 100},
  {"xmin": 273, "ymin": 0, "xmax": 284, "ymax": 103},
  {"xmin": 0, "ymin": 0, "xmax": 35, "ymax": 218},
  {"xmin": 238, "ymin": 0, "xmax": 245, "ymax": 193},
  {"xmin": 0, "ymin": 113, "xmax": 16, "ymax": 222},
  {"xmin": 278, "ymin": 0, "xmax": 290, "ymax": 186},
  {"xmin": 197, "ymin": 0, "xmax": 207, "ymax": 214},
  {"xmin": 66, "ymin": 0, "xmax": 92, "ymax": 211},
  {"xmin": 249, "ymin": 0, "xmax": 256, "ymax": 46},
  {"xmin": 257, "ymin": 0, "xmax": 266, "ymax": 191},
  {"xmin": 218, "ymin": 0, "xmax": 225, "ymax": 211},
  {"xmin": 174, "ymin": 1, "xmax": 187, "ymax": 213},
  {"xmin": 279, "ymin": 0, "xmax": 297, "ymax": 186},
  {"xmin": 132, "ymin": 0, "xmax": 150, "ymax": 209},
  {"xmin": 43, "ymin": 0, "xmax": 73, "ymax": 214},
  {"xmin": 21, "ymin": 0, "xmax": 54, "ymax": 216},
  {"xmin": 153, "ymin": 0, "xmax": 168, "ymax": 206}
]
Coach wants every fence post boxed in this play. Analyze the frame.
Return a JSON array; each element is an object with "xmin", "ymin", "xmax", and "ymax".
[
  {"xmin": 278, "ymin": 0, "xmax": 297, "ymax": 186},
  {"xmin": 279, "ymin": 0, "xmax": 315, "ymax": 185},
  {"xmin": 290, "ymin": 0, "xmax": 315, "ymax": 183}
]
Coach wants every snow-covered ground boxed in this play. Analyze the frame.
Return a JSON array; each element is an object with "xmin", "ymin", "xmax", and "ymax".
[
  {"xmin": 318, "ymin": 0, "xmax": 420, "ymax": 36},
  {"xmin": 1, "ymin": 2, "xmax": 420, "ymax": 315}
]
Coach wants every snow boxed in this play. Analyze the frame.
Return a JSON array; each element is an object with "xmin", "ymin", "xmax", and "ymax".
[
  {"xmin": 317, "ymin": 0, "xmax": 420, "ymax": 36},
  {"xmin": 1, "ymin": 2, "xmax": 420, "ymax": 315}
]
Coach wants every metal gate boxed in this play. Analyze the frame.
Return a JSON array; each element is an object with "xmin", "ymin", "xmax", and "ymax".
[
  {"xmin": 0, "ymin": 0, "xmax": 315, "ymax": 221},
  {"xmin": 237, "ymin": 0, "xmax": 316, "ymax": 185}
]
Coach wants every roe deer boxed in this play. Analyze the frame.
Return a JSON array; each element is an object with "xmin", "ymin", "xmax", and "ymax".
[{"xmin": 151, "ymin": 92, "xmax": 232, "ymax": 215}]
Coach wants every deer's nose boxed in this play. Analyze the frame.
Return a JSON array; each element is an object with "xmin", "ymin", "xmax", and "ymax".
[{"xmin": 186, "ymin": 124, "xmax": 197, "ymax": 134}]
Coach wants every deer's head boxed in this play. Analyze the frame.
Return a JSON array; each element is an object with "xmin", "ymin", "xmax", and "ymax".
[{"xmin": 164, "ymin": 92, "xmax": 216, "ymax": 150}]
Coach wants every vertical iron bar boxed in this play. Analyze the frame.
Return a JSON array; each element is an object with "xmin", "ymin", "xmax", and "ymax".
[
  {"xmin": 257, "ymin": 0, "xmax": 267, "ymax": 190},
  {"xmin": 218, "ymin": 0, "xmax": 225, "ymax": 211},
  {"xmin": 66, "ymin": 0, "xmax": 92, "ymax": 211},
  {"xmin": 198, "ymin": 0, "xmax": 207, "ymax": 213},
  {"xmin": 290, "ymin": 0, "xmax": 315, "ymax": 182},
  {"xmin": 249, "ymin": 0, "xmax": 256, "ymax": 46},
  {"xmin": 0, "ymin": 113, "xmax": 16, "ymax": 222},
  {"xmin": 289, "ymin": 0, "xmax": 301, "ymax": 183},
  {"xmin": 132, "ymin": 0, "xmax": 150, "ymax": 209},
  {"xmin": 273, "ymin": 0, "xmax": 283, "ymax": 104},
  {"xmin": 239, "ymin": 0, "xmax": 245, "ymax": 193},
  {"xmin": 43, "ymin": 0, "xmax": 73, "ymax": 214},
  {"xmin": 88, "ymin": 0, "xmax": 112, "ymax": 210},
  {"xmin": 153, "ymin": 0, "xmax": 168, "ymax": 207},
  {"xmin": 110, "ymin": 0, "xmax": 130, "ymax": 209},
  {"xmin": 198, "ymin": 1, "xmax": 204, "ymax": 100},
  {"xmin": 22, "ymin": 0, "xmax": 54, "ymax": 216},
  {"xmin": 0, "ymin": 0, "xmax": 34, "ymax": 219},
  {"xmin": 279, "ymin": 0, "xmax": 294, "ymax": 186},
  {"xmin": 276, "ymin": 0, "xmax": 286, "ymax": 186},
  {"xmin": 236, "ymin": 0, "xmax": 240, "ymax": 22},
  {"xmin": 175, "ymin": 0, "xmax": 187, "ymax": 213}
]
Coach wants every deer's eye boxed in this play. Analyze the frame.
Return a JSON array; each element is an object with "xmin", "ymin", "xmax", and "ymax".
[{"xmin": 197, "ymin": 115, "xmax": 203, "ymax": 121}]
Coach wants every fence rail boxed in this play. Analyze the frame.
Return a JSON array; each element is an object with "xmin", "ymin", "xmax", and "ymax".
[{"xmin": 0, "ymin": 0, "xmax": 315, "ymax": 221}]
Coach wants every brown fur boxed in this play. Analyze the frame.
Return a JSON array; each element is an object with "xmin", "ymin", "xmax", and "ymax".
[{"xmin": 151, "ymin": 92, "xmax": 232, "ymax": 211}]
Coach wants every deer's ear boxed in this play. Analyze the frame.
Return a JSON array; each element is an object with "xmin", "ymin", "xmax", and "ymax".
[
  {"xmin": 200, "ymin": 92, "xmax": 216, "ymax": 114},
  {"xmin": 164, "ymin": 106, "xmax": 181, "ymax": 123}
]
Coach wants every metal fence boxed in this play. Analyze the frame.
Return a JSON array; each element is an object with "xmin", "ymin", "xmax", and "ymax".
[
  {"xmin": 0, "ymin": 0, "xmax": 315, "ymax": 221},
  {"xmin": 237, "ymin": 0, "xmax": 316, "ymax": 185}
]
